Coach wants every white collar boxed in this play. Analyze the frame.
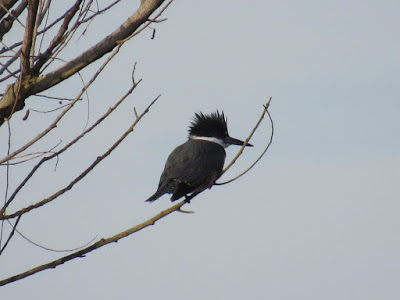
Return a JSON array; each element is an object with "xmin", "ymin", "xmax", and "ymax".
[{"xmin": 190, "ymin": 135, "xmax": 226, "ymax": 148}]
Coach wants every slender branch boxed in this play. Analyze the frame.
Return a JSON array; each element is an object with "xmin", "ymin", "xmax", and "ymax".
[
  {"xmin": 118, "ymin": 0, "xmax": 173, "ymax": 44},
  {"xmin": 0, "ymin": 78, "xmax": 140, "ymax": 214},
  {"xmin": 0, "ymin": 1, "xmax": 72, "ymax": 56},
  {"xmin": 20, "ymin": 0, "xmax": 39, "ymax": 77},
  {"xmin": 0, "ymin": 140, "xmax": 61, "ymax": 165},
  {"xmin": 0, "ymin": 0, "xmax": 169, "ymax": 126},
  {"xmin": 3, "ymin": 0, "xmax": 38, "ymax": 120},
  {"xmin": 220, "ymin": 97, "xmax": 272, "ymax": 177},
  {"xmin": 0, "ymin": 57, "xmax": 140, "ymax": 215},
  {"xmin": 6, "ymin": 220, "xmax": 97, "ymax": 253},
  {"xmin": 77, "ymin": 0, "xmax": 123, "ymax": 24},
  {"xmin": 0, "ymin": 215, "xmax": 21, "ymax": 256},
  {"xmin": 0, "ymin": 198, "xmax": 186, "ymax": 287},
  {"xmin": 0, "ymin": 119, "xmax": 12, "ymax": 248},
  {"xmin": 0, "ymin": 95, "xmax": 160, "ymax": 220},
  {"xmin": 0, "ymin": 0, "xmax": 28, "ymax": 41},
  {"xmin": 217, "ymin": 98, "xmax": 273, "ymax": 185},
  {"xmin": 38, "ymin": 1, "xmax": 93, "ymax": 74},
  {"xmin": 32, "ymin": 94, "xmax": 76, "ymax": 101},
  {"xmin": 33, "ymin": 0, "xmax": 83, "ymax": 73},
  {"xmin": 0, "ymin": 0, "xmax": 20, "ymax": 20},
  {"xmin": 0, "ymin": 49, "xmax": 21, "ymax": 79},
  {"xmin": 0, "ymin": 42, "xmax": 121, "ymax": 165}
]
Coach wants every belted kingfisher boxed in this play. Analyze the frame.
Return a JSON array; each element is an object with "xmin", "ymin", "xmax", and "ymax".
[{"xmin": 146, "ymin": 111, "xmax": 253, "ymax": 202}]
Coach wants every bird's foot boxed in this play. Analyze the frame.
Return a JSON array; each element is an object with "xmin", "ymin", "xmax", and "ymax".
[{"xmin": 184, "ymin": 195, "xmax": 191, "ymax": 203}]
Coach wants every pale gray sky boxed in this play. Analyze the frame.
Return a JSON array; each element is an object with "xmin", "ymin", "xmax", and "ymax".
[{"xmin": 1, "ymin": 1, "xmax": 399, "ymax": 299}]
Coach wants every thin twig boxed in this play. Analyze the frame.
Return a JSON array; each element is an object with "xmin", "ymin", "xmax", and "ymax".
[
  {"xmin": 20, "ymin": 0, "xmax": 39, "ymax": 76},
  {"xmin": 0, "ymin": 49, "xmax": 21, "ymax": 79},
  {"xmin": 0, "ymin": 140, "xmax": 61, "ymax": 166},
  {"xmin": 0, "ymin": 216, "xmax": 21, "ymax": 256},
  {"xmin": 217, "ymin": 98, "xmax": 273, "ymax": 185},
  {"xmin": 1, "ymin": 95, "xmax": 159, "ymax": 220},
  {"xmin": 33, "ymin": 94, "xmax": 77, "ymax": 101},
  {"xmin": 0, "ymin": 120, "xmax": 12, "ymax": 248},
  {"xmin": 220, "ymin": 97, "xmax": 272, "ymax": 177},
  {"xmin": 0, "ymin": 47, "xmax": 130, "ymax": 214},
  {"xmin": 0, "ymin": 4, "xmax": 24, "ymax": 28},
  {"xmin": 0, "ymin": 41, "xmax": 121, "ymax": 165},
  {"xmin": 117, "ymin": 0, "xmax": 173, "ymax": 44},
  {"xmin": 0, "ymin": 198, "xmax": 186, "ymax": 287},
  {"xmin": 33, "ymin": 0, "xmax": 83, "ymax": 73},
  {"xmin": 29, "ymin": 104, "xmax": 71, "ymax": 113},
  {"xmin": 0, "ymin": 68, "xmax": 141, "ymax": 216},
  {"xmin": 7, "ymin": 221, "xmax": 98, "ymax": 253}
]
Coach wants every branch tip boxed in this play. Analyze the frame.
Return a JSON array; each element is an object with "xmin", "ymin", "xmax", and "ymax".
[
  {"xmin": 216, "ymin": 98, "xmax": 274, "ymax": 185},
  {"xmin": 177, "ymin": 208, "xmax": 194, "ymax": 214}
]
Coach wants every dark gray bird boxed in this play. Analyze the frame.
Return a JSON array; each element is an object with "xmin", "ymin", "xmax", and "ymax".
[{"xmin": 146, "ymin": 111, "xmax": 253, "ymax": 202}]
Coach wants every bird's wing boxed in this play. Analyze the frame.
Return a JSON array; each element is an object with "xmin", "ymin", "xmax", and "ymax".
[{"xmin": 159, "ymin": 140, "xmax": 226, "ymax": 188}]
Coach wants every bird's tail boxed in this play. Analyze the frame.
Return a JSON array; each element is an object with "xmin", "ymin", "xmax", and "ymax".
[
  {"xmin": 145, "ymin": 181, "xmax": 179, "ymax": 202},
  {"xmin": 145, "ymin": 191, "xmax": 163, "ymax": 202},
  {"xmin": 145, "ymin": 184, "xmax": 172, "ymax": 202}
]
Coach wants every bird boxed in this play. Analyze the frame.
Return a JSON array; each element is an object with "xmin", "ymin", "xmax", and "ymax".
[{"xmin": 146, "ymin": 110, "xmax": 253, "ymax": 202}]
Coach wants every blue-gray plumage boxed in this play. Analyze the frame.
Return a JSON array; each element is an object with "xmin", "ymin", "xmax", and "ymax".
[{"xmin": 146, "ymin": 111, "xmax": 252, "ymax": 202}]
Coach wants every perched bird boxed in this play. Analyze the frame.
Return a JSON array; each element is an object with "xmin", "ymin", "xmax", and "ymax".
[{"xmin": 146, "ymin": 111, "xmax": 253, "ymax": 202}]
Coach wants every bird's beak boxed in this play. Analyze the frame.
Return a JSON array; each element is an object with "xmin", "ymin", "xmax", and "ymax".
[{"xmin": 224, "ymin": 136, "xmax": 253, "ymax": 147}]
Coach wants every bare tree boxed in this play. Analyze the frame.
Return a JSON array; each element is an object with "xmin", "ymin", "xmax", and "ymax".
[{"xmin": 0, "ymin": 0, "xmax": 272, "ymax": 286}]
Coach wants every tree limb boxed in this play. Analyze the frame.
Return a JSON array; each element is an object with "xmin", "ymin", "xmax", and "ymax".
[
  {"xmin": 0, "ymin": 0, "xmax": 28, "ymax": 41},
  {"xmin": 33, "ymin": 0, "xmax": 83, "ymax": 73},
  {"xmin": 0, "ymin": 94, "xmax": 160, "ymax": 220},
  {"xmin": 0, "ymin": 199, "xmax": 186, "ymax": 286},
  {"xmin": 20, "ymin": 0, "xmax": 38, "ymax": 77},
  {"xmin": 0, "ymin": 63, "xmax": 141, "ymax": 215},
  {"xmin": 0, "ymin": 0, "xmax": 167, "ymax": 126},
  {"xmin": 0, "ymin": 42, "xmax": 121, "ymax": 165},
  {"xmin": 217, "ymin": 98, "xmax": 274, "ymax": 185}
]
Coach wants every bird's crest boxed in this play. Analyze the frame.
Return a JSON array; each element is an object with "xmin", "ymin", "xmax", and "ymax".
[{"xmin": 188, "ymin": 110, "xmax": 228, "ymax": 138}]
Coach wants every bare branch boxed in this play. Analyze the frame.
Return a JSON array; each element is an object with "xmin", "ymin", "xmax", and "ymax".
[
  {"xmin": 33, "ymin": 0, "xmax": 83, "ymax": 73},
  {"xmin": 20, "ymin": 0, "xmax": 39, "ymax": 76},
  {"xmin": 0, "ymin": 0, "xmax": 170, "ymax": 126},
  {"xmin": 77, "ymin": 0, "xmax": 123, "ymax": 25},
  {"xmin": 0, "ymin": 56, "xmax": 139, "ymax": 215},
  {"xmin": 0, "ymin": 0, "xmax": 19, "ymax": 19},
  {"xmin": 0, "ymin": 215, "xmax": 21, "ymax": 256},
  {"xmin": 1, "ymin": 140, "xmax": 61, "ymax": 165},
  {"xmin": 0, "ymin": 49, "xmax": 21, "ymax": 80},
  {"xmin": 220, "ymin": 98, "xmax": 272, "ymax": 176},
  {"xmin": 7, "ymin": 222, "xmax": 98, "ymax": 253},
  {"xmin": 1, "ymin": 94, "xmax": 160, "ymax": 220},
  {"xmin": 217, "ymin": 97, "xmax": 274, "ymax": 185},
  {"xmin": 0, "ymin": 198, "xmax": 187, "ymax": 287},
  {"xmin": 0, "ymin": 42, "xmax": 121, "ymax": 165},
  {"xmin": 0, "ymin": 0, "xmax": 27, "ymax": 40},
  {"xmin": 118, "ymin": 0, "xmax": 173, "ymax": 44}
]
